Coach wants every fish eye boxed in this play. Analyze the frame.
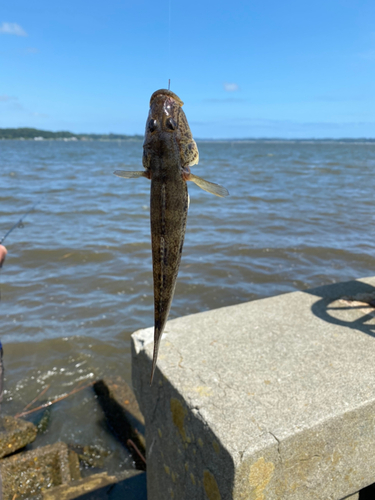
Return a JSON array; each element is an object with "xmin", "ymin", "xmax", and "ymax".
[
  {"xmin": 148, "ymin": 119, "xmax": 157, "ymax": 132},
  {"xmin": 166, "ymin": 117, "xmax": 177, "ymax": 130}
]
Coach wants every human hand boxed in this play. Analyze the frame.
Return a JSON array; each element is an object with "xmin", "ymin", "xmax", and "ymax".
[{"xmin": 0, "ymin": 245, "xmax": 7, "ymax": 268}]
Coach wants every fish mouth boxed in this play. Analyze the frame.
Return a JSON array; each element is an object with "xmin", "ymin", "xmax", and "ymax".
[{"xmin": 150, "ymin": 89, "xmax": 184, "ymax": 107}]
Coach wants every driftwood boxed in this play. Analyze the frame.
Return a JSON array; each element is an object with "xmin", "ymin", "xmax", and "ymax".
[{"xmin": 14, "ymin": 380, "xmax": 95, "ymax": 419}]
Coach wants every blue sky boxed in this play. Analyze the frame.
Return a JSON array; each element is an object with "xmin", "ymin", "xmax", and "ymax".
[{"xmin": 1, "ymin": 0, "xmax": 375, "ymax": 139}]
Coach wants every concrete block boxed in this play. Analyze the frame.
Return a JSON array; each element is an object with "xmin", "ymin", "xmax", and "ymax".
[
  {"xmin": 41, "ymin": 469, "xmax": 145, "ymax": 500},
  {"xmin": 132, "ymin": 277, "xmax": 375, "ymax": 500},
  {"xmin": 0, "ymin": 441, "xmax": 73, "ymax": 499},
  {"xmin": 69, "ymin": 449, "xmax": 82, "ymax": 481},
  {"xmin": 341, "ymin": 493, "xmax": 359, "ymax": 499},
  {"xmin": 94, "ymin": 377, "xmax": 145, "ymax": 469},
  {"xmin": 0, "ymin": 415, "xmax": 37, "ymax": 458}
]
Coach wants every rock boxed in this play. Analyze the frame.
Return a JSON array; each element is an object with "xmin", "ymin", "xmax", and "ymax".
[
  {"xmin": 36, "ymin": 407, "xmax": 52, "ymax": 434},
  {"xmin": 72, "ymin": 444, "xmax": 110, "ymax": 469},
  {"xmin": 94, "ymin": 377, "xmax": 145, "ymax": 470},
  {"xmin": 0, "ymin": 441, "xmax": 74, "ymax": 499},
  {"xmin": 132, "ymin": 276, "xmax": 375, "ymax": 500},
  {"xmin": 41, "ymin": 470, "xmax": 146, "ymax": 500},
  {"xmin": 0, "ymin": 415, "xmax": 37, "ymax": 458}
]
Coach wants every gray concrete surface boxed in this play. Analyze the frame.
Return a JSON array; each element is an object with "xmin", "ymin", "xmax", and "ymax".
[{"xmin": 132, "ymin": 277, "xmax": 375, "ymax": 500}]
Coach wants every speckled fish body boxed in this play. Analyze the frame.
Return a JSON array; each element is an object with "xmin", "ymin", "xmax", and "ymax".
[
  {"xmin": 143, "ymin": 90, "xmax": 199, "ymax": 384},
  {"xmin": 114, "ymin": 89, "xmax": 228, "ymax": 384}
]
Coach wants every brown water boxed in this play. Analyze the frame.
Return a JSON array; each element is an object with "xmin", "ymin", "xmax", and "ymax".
[{"xmin": 1, "ymin": 139, "xmax": 375, "ymax": 467}]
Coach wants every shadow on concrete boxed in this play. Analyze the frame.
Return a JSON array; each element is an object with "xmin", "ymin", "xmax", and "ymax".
[
  {"xmin": 134, "ymin": 357, "xmax": 236, "ymax": 500},
  {"xmin": 305, "ymin": 280, "xmax": 375, "ymax": 338},
  {"xmin": 359, "ymin": 482, "xmax": 375, "ymax": 499}
]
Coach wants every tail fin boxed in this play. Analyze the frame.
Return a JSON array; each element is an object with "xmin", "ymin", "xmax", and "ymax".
[{"xmin": 150, "ymin": 330, "xmax": 161, "ymax": 385}]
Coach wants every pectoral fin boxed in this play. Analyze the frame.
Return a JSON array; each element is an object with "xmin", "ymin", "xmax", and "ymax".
[
  {"xmin": 188, "ymin": 174, "xmax": 229, "ymax": 197},
  {"xmin": 114, "ymin": 170, "xmax": 149, "ymax": 179}
]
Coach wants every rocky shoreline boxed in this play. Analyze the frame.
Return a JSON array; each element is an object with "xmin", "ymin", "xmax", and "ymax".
[{"xmin": 0, "ymin": 377, "xmax": 147, "ymax": 500}]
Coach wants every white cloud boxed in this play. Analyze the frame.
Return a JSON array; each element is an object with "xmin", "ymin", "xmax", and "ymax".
[
  {"xmin": 0, "ymin": 95, "xmax": 48, "ymax": 118},
  {"xmin": 0, "ymin": 95, "xmax": 17, "ymax": 102},
  {"xmin": 223, "ymin": 82, "xmax": 239, "ymax": 92},
  {"xmin": 31, "ymin": 111, "xmax": 49, "ymax": 118},
  {"xmin": 0, "ymin": 22, "xmax": 27, "ymax": 37}
]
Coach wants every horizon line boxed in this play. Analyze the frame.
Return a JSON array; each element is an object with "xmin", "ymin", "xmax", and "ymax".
[{"xmin": 0, "ymin": 127, "xmax": 374, "ymax": 142}]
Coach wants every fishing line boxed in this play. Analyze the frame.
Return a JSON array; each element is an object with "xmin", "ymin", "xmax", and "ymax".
[
  {"xmin": 168, "ymin": 0, "xmax": 172, "ymax": 89},
  {"xmin": 0, "ymin": 202, "xmax": 40, "ymax": 245}
]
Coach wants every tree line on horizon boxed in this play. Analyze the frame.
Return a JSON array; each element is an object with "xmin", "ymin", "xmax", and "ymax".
[
  {"xmin": 0, "ymin": 127, "xmax": 143, "ymax": 141},
  {"xmin": 0, "ymin": 127, "xmax": 374, "ymax": 142}
]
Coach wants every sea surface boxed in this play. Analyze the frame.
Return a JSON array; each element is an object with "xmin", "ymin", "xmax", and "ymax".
[{"xmin": 1, "ymin": 138, "xmax": 375, "ymax": 469}]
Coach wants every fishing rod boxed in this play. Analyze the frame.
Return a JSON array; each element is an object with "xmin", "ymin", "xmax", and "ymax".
[{"xmin": 0, "ymin": 202, "xmax": 39, "ymax": 245}]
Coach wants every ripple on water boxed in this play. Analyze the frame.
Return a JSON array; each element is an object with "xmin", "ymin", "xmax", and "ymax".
[{"xmin": 1, "ymin": 139, "xmax": 375, "ymax": 455}]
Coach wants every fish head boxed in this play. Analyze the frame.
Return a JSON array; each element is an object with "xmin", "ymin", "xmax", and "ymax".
[{"xmin": 143, "ymin": 89, "xmax": 199, "ymax": 170}]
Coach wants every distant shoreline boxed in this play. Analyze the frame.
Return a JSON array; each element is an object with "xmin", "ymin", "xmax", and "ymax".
[
  {"xmin": 0, "ymin": 127, "xmax": 143, "ymax": 141},
  {"xmin": 197, "ymin": 139, "xmax": 375, "ymax": 144},
  {"xmin": 0, "ymin": 127, "xmax": 374, "ymax": 143}
]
